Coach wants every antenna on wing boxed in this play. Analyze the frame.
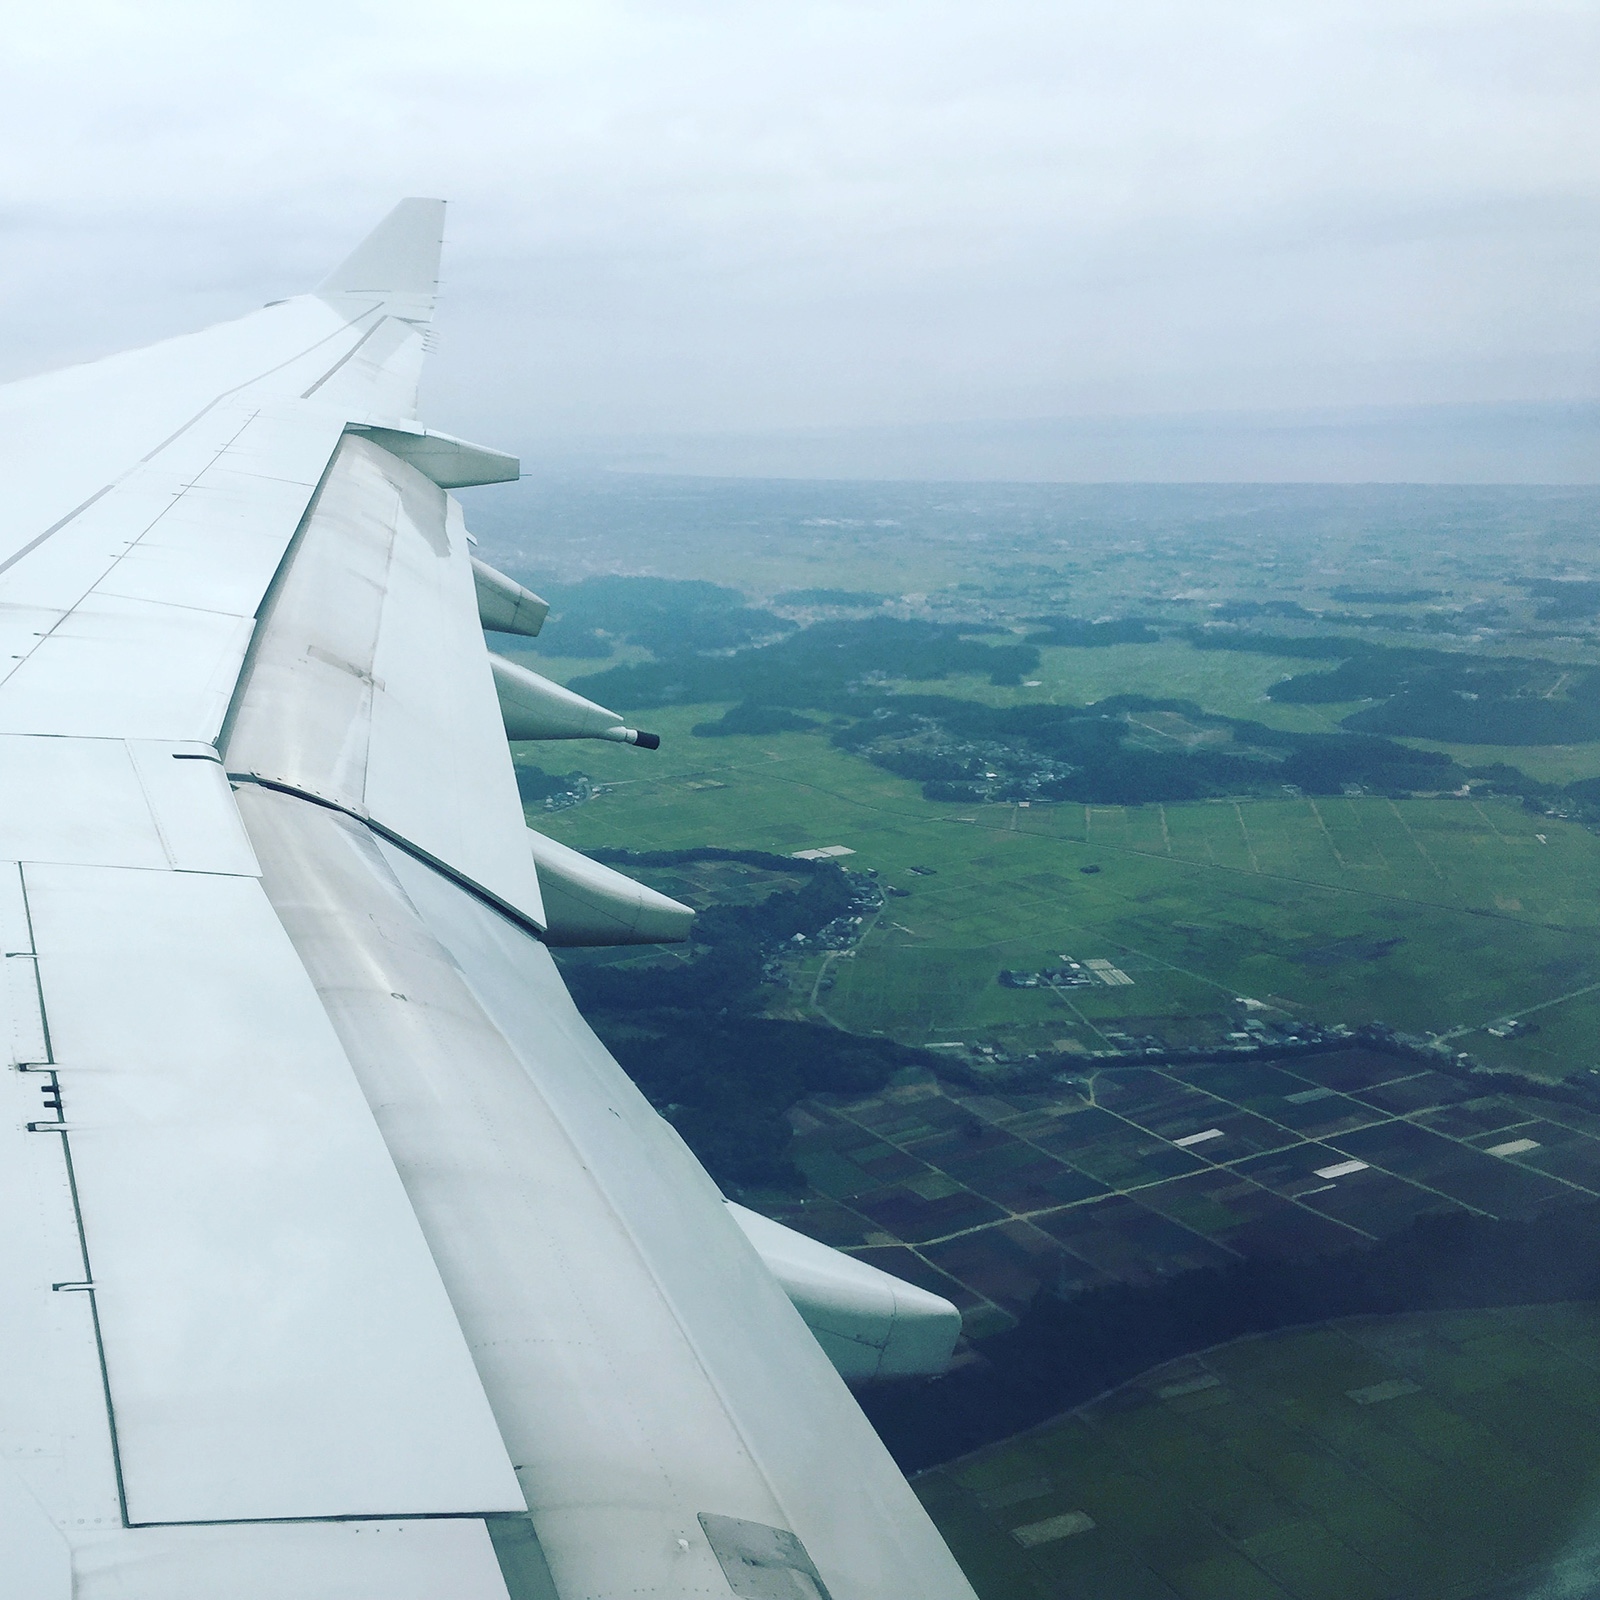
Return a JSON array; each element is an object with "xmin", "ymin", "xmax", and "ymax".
[{"xmin": 316, "ymin": 197, "xmax": 446, "ymax": 318}]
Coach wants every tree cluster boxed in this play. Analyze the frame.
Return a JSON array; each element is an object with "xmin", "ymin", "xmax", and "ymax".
[
  {"xmin": 518, "ymin": 575, "xmax": 796, "ymax": 658},
  {"xmin": 830, "ymin": 692, "xmax": 1456, "ymax": 804},
  {"xmin": 773, "ymin": 588, "xmax": 890, "ymax": 609},
  {"xmin": 1023, "ymin": 616, "xmax": 1160, "ymax": 646},
  {"xmin": 1524, "ymin": 578, "xmax": 1600, "ymax": 622},
  {"xmin": 558, "ymin": 848, "xmax": 928, "ymax": 1190},
  {"xmin": 569, "ymin": 617, "xmax": 1042, "ymax": 706},
  {"xmin": 609, "ymin": 1018, "xmax": 938, "ymax": 1189}
]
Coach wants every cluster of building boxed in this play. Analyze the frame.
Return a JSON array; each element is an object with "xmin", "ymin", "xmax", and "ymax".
[
  {"xmin": 998, "ymin": 958, "xmax": 1134, "ymax": 990},
  {"xmin": 868, "ymin": 715, "xmax": 1081, "ymax": 802},
  {"xmin": 1485, "ymin": 1017, "xmax": 1537, "ymax": 1039},
  {"xmin": 1070, "ymin": 1016, "xmax": 1353, "ymax": 1065},
  {"xmin": 780, "ymin": 871, "xmax": 885, "ymax": 961},
  {"xmin": 811, "ymin": 917, "xmax": 868, "ymax": 952},
  {"xmin": 953, "ymin": 1018, "xmax": 1360, "ymax": 1074},
  {"xmin": 931, "ymin": 740, "xmax": 1080, "ymax": 803},
  {"xmin": 538, "ymin": 775, "xmax": 600, "ymax": 811}
]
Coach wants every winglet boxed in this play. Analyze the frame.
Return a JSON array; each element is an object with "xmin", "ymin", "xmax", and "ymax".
[{"xmin": 316, "ymin": 198, "xmax": 446, "ymax": 316}]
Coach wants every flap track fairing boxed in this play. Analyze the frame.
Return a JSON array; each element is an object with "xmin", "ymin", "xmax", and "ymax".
[
  {"xmin": 526, "ymin": 828, "xmax": 694, "ymax": 947},
  {"xmin": 472, "ymin": 558, "xmax": 549, "ymax": 638},
  {"xmin": 492, "ymin": 653, "xmax": 659, "ymax": 748},
  {"xmin": 726, "ymin": 1202, "xmax": 962, "ymax": 1382},
  {"xmin": 346, "ymin": 424, "xmax": 519, "ymax": 489}
]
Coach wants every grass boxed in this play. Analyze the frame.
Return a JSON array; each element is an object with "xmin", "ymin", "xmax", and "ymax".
[
  {"xmin": 914, "ymin": 1302, "xmax": 1600, "ymax": 1600},
  {"xmin": 534, "ymin": 708, "xmax": 1600, "ymax": 1079},
  {"xmin": 910, "ymin": 639, "xmax": 1355, "ymax": 733},
  {"xmin": 1389, "ymin": 737, "xmax": 1600, "ymax": 787}
]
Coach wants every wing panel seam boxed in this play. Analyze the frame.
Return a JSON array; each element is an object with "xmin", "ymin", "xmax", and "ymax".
[
  {"xmin": 301, "ymin": 317, "xmax": 390, "ymax": 399},
  {"xmin": 0, "ymin": 404, "xmax": 342, "ymax": 699},
  {"xmin": 0, "ymin": 305, "xmax": 383, "ymax": 583},
  {"xmin": 0, "ymin": 484, "xmax": 116, "ymax": 581},
  {"xmin": 13, "ymin": 861, "xmax": 132, "ymax": 1529},
  {"xmin": 227, "ymin": 773, "xmax": 546, "ymax": 940}
]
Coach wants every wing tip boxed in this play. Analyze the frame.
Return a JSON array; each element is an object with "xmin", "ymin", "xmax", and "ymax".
[{"xmin": 316, "ymin": 197, "xmax": 447, "ymax": 306}]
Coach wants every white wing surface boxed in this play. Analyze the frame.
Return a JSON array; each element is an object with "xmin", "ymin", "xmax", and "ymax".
[{"xmin": 0, "ymin": 201, "xmax": 975, "ymax": 1599}]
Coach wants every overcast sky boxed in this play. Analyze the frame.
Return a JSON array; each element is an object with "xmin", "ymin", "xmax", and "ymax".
[{"xmin": 1, "ymin": 1, "xmax": 1595, "ymax": 460}]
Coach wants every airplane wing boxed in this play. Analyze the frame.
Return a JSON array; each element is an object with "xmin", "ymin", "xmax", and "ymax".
[{"xmin": 0, "ymin": 200, "xmax": 976, "ymax": 1599}]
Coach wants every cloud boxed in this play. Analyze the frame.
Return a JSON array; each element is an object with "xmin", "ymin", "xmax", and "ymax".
[{"xmin": 0, "ymin": 0, "xmax": 1594, "ymax": 453}]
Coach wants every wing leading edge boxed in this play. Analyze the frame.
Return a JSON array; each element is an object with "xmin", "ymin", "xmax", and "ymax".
[{"xmin": 0, "ymin": 203, "xmax": 976, "ymax": 1599}]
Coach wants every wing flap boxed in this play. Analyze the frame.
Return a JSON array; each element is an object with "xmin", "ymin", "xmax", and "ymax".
[
  {"xmin": 230, "ymin": 790, "xmax": 966, "ymax": 1600},
  {"xmin": 726, "ymin": 1203, "xmax": 961, "ymax": 1381},
  {"xmin": 0, "ymin": 736, "xmax": 255, "ymax": 873},
  {"xmin": 28, "ymin": 856, "xmax": 522, "ymax": 1524},
  {"xmin": 526, "ymin": 826, "xmax": 695, "ymax": 946},
  {"xmin": 472, "ymin": 557, "xmax": 549, "ymax": 637},
  {"xmin": 375, "ymin": 834, "xmax": 976, "ymax": 1598},
  {"xmin": 234, "ymin": 787, "xmax": 975, "ymax": 1599},
  {"xmin": 72, "ymin": 1519, "xmax": 512, "ymax": 1600},
  {"xmin": 0, "ymin": 885, "xmax": 123, "ymax": 1549},
  {"xmin": 226, "ymin": 431, "xmax": 544, "ymax": 927},
  {"xmin": 356, "ymin": 423, "xmax": 520, "ymax": 489}
]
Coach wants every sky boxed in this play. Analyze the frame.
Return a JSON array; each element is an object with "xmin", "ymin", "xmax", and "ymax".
[{"xmin": 0, "ymin": 1, "xmax": 1595, "ymax": 476}]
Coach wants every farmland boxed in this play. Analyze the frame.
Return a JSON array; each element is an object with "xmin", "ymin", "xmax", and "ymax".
[
  {"xmin": 481, "ymin": 478, "xmax": 1600, "ymax": 1597},
  {"xmin": 529, "ymin": 696, "xmax": 1600, "ymax": 1339},
  {"xmin": 531, "ymin": 704, "xmax": 1600, "ymax": 1080},
  {"xmin": 761, "ymin": 1051, "xmax": 1600, "ymax": 1338},
  {"xmin": 913, "ymin": 1302, "xmax": 1600, "ymax": 1600}
]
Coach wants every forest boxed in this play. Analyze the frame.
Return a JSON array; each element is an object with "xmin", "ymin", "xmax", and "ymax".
[
  {"xmin": 1188, "ymin": 626, "xmax": 1600, "ymax": 745},
  {"xmin": 515, "ymin": 574, "xmax": 797, "ymax": 658},
  {"xmin": 1023, "ymin": 615, "xmax": 1160, "ymax": 646},
  {"xmin": 566, "ymin": 616, "xmax": 1488, "ymax": 800},
  {"xmin": 570, "ymin": 615, "xmax": 1041, "ymax": 704},
  {"xmin": 557, "ymin": 847, "xmax": 942, "ymax": 1188},
  {"xmin": 772, "ymin": 588, "xmax": 890, "ymax": 608},
  {"xmin": 1525, "ymin": 578, "xmax": 1600, "ymax": 621}
]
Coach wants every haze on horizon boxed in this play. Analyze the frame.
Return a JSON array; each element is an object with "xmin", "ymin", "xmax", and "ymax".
[{"xmin": 1, "ymin": 1, "xmax": 1595, "ymax": 480}]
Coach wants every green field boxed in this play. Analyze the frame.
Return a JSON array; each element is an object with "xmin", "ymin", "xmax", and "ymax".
[
  {"xmin": 903, "ymin": 639, "xmax": 1355, "ymax": 732},
  {"xmin": 914, "ymin": 1303, "xmax": 1600, "ymax": 1600},
  {"xmin": 533, "ymin": 705, "xmax": 1600, "ymax": 1078},
  {"xmin": 519, "ymin": 625, "xmax": 1600, "ymax": 789},
  {"xmin": 1392, "ymin": 737, "xmax": 1600, "ymax": 787},
  {"xmin": 898, "ymin": 639, "xmax": 1600, "ymax": 783}
]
